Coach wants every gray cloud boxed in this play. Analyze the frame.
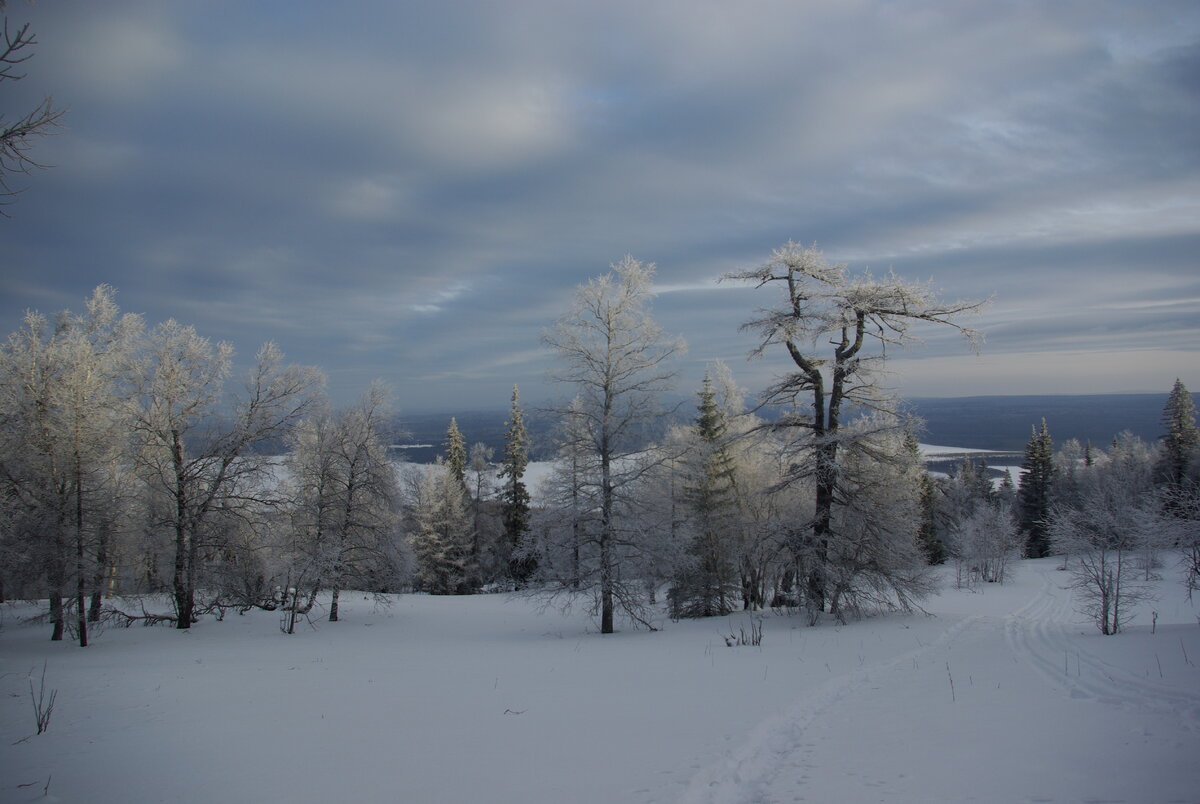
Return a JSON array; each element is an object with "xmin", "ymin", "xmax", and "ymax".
[{"xmin": 2, "ymin": 0, "xmax": 1197, "ymax": 412}]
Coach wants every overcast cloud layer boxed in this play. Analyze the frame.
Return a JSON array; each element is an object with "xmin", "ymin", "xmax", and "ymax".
[{"xmin": 3, "ymin": 1, "xmax": 1198, "ymax": 412}]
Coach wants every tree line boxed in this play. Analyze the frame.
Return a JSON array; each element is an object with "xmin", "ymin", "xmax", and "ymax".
[{"xmin": 2, "ymin": 246, "xmax": 1196, "ymax": 643}]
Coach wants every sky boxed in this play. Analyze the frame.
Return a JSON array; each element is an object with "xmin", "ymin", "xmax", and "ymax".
[{"xmin": 2, "ymin": 1, "xmax": 1198, "ymax": 413}]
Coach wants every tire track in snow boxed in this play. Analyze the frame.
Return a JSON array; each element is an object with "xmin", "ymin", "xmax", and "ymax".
[
  {"xmin": 674, "ymin": 613, "xmax": 985, "ymax": 804},
  {"xmin": 1003, "ymin": 566, "xmax": 1200, "ymax": 729}
]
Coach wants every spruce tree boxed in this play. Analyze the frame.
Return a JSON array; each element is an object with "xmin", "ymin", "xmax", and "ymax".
[
  {"xmin": 905, "ymin": 431, "xmax": 945, "ymax": 565},
  {"xmin": 1017, "ymin": 419, "xmax": 1055, "ymax": 558},
  {"xmin": 1159, "ymin": 379, "xmax": 1198, "ymax": 487},
  {"xmin": 668, "ymin": 375, "xmax": 741, "ymax": 618},
  {"xmin": 445, "ymin": 417, "xmax": 467, "ymax": 488},
  {"xmin": 498, "ymin": 385, "xmax": 535, "ymax": 585}
]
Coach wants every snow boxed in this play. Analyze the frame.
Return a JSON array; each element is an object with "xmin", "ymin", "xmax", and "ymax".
[
  {"xmin": 918, "ymin": 443, "xmax": 1012, "ymax": 457},
  {"xmin": 2, "ymin": 559, "xmax": 1198, "ymax": 804}
]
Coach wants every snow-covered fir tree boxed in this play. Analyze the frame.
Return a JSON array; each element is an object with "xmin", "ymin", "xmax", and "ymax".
[
  {"xmin": 667, "ymin": 374, "xmax": 742, "ymax": 618},
  {"xmin": 409, "ymin": 460, "xmax": 474, "ymax": 595},
  {"xmin": 498, "ymin": 385, "xmax": 534, "ymax": 585},
  {"xmin": 1159, "ymin": 379, "xmax": 1198, "ymax": 487},
  {"xmin": 445, "ymin": 417, "xmax": 467, "ymax": 488},
  {"xmin": 1017, "ymin": 419, "xmax": 1055, "ymax": 558}
]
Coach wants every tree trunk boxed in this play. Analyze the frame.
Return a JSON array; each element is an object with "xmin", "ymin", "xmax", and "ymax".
[
  {"xmin": 74, "ymin": 454, "xmax": 89, "ymax": 647},
  {"xmin": 329, "ymin": 587, "xmax": 340, "ymax": 622},
  {"xmin": 48, "ymin": 590, "xmax": 64, "ymax": 641},
  {"xmin": 171, "ymin": 430, "xmax": 192, "ymax": 629},
  {"xmin": 89, "ymin": 520, "xmax": 110, "ymax": 622},
  {"xmin": 49, "ymin": 517, "xmax": 66, "ymax": 641}
]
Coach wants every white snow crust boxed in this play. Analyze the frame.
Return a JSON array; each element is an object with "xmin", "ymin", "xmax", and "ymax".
[{"xmin": 2, "ymin": 558, "xmax": 1197, "ymax": 803}]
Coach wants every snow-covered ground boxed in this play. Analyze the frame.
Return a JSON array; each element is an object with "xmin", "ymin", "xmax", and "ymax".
[{"xmin": 2, "ymin": 558, "xmax": 1198, "ymax": 804}]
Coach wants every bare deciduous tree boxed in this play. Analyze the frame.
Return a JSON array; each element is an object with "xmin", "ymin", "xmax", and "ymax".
[
  {"xmin": 131, "ymin": 323, "xmax": 321, "ymax": 628},
  {"xmin": 1, "ymin": 10, "xmax": 64, "ymax": 212}
]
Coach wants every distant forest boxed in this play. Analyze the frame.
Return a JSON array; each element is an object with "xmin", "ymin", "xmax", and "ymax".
[{"xmin": 395, "ymin": 393, "xmax": 1170, "ymax": 463}]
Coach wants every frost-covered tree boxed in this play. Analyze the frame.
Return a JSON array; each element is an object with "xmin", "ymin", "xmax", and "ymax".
[
  {"xmin": 499, "ymin": 385, "xmax": 534, "ymax": 585},
  {"xmin": 535, "ymin": 396, "xmax": 591, "ymax": 592},
  {"xmin": 947, "ymin": 503, "xmax": 1022, "ymax": 587},
  {"xmin": 0, "ymin": 286, "xmax": 141, "ymax": 643},
  {"xmin": 408, "ymin": 460, "xmax": 474, "ymax": 595},
  {"xmin": 540, "ymin": 256, "xmax": 684, "ymax": 633},
  {"xmin": 466, "ymin": 440, "xmax": 500, "ymax": 586},
  {"xmin": 935, "ymin": 457, "xmax": 1017, "ymax": 587},
  {"xmin": 821, "ymin": 414, "xmax": 937, "ymax": 620},
  {"xmin": 1049, "ymin": 433, "xmax": 1160, "ymax": 635},
  {"xmin": 285, "ymin": 382, "xmax": 401, "ymax": 623},
  {"xmin": 130, "ymin": 325, "xmax": 322, "ymax": 628},
  {"xmin": 445, "ymin": 417, "xmax": 466, "ymax": 488},
  {"xmin": 1158, "ymin": 379, "xmax": 1198, "ymax": 488},
  {"xmin": 724, "ymin": 242, "xmax": 983, "ymax": 613},
  {"xmin": 1018, "ymin": 419, "xmax": 1055, "ymax": 558},
  {"xmin": 667, "ymin": 374, "xmax": 742, "ymax": 618}
]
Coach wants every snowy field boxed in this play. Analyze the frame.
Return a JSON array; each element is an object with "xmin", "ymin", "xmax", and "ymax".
[{"xmin": 2, "ymin": 558, "xmax": 1198, "ymax": 804}]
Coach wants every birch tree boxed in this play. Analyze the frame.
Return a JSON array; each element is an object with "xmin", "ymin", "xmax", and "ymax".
[
  {"xmin": 724, "ymin": 242, "xmax": 983, "ymax": 614},
  {"xmin": 541, "ymin": 256, "xmax": 684, "ymax": 633},
  {"xmin": 131, "ymin": 323, "xmax": 321, "ymax": 628},
  {"xmin": 285, "ymin": 382, "xmax": 401, "ymax": 622},
  {"xmin": 0, "ymin": 286, "xmax": 140, "ymax": 643},
  {"xmin": 1049, "ymin": 435, "xmax": 1160, "ymax": 635}
]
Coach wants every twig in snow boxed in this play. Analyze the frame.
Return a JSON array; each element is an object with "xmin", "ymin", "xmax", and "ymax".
[
  {"xmin": 29, "ymin": 661, "xmax": 56, "ymax": 734},
  {"xmin": 946, "ymin": 661, "xmax": 956, "ymax": 703}
]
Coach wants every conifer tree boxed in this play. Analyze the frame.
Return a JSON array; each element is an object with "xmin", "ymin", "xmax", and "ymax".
[
  {"xmin": 445, "ymin": 417, "xmax": 467, "ymax": 488},
  {"xmin": 1017, "ymin": 419, "xmax": 1055, "ymax": 558},
  {"xmin": 668, "ymin": 374, "xmax": 741, "ymax": 618},
  {"xmin": 498, "ymin": 385, "xmax": 534, "ymax": 585},
  {"xmin": 542, "ymin": 256, "xmax": 683, "ymax": 632},
  {"xmin": 410, "ymin": 460, "xmax": 473, "ymax": 594},
  {"xmin": 905, "ymin": 431, "xmax": 945, "ymax": 565},
  {"xmin": 1159, "ymin": 379, "xmax": 1198, "ymax": 487}
]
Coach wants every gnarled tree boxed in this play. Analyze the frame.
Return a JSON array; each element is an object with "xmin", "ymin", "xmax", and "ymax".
[{"xmin": 725, "ymin": 242, "xmax": 984, "ymax": 614}]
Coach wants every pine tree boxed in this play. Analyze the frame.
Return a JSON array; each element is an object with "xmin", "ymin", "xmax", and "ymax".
[
  {"xmin": 1017, "ymin": 419, "xmax": 1055, "ymax": 558},
  {"xmin": 498, "ymin": 385, "xmax": 534, "ymax": 585},
  {"xmin": 1159, "ymin": 379, "xmax": 1198, "ymax": 487},
  {"xmin": 445, "ymin": 417, "xmax": 466, "ymax": 488},
  {"xmin": 668, "ymin": 375, "xmax": 741, "ymax": 618}
]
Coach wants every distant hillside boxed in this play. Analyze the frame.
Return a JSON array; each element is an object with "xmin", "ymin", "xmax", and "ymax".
[{"xmin": 391, "ymin": 394, "xmax": 1174, "ymax": 463}]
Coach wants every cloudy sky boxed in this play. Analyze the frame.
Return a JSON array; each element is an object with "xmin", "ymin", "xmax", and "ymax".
[{"xmin": 3, "ymin": 1, "xmax": 1198, "ymax": 412}]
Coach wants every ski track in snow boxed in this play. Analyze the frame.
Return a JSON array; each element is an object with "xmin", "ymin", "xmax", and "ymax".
[
  {"xmin": 1003, "ymin": 570, "xmax": 1200, "ymax": 728},
  {"xmin": 675, "ymin": 566, "xmax": 1200, "ymax": 804},
  {"xmin": 674, "ymin": 613, "xmax": 987, "ymax": 804}
]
